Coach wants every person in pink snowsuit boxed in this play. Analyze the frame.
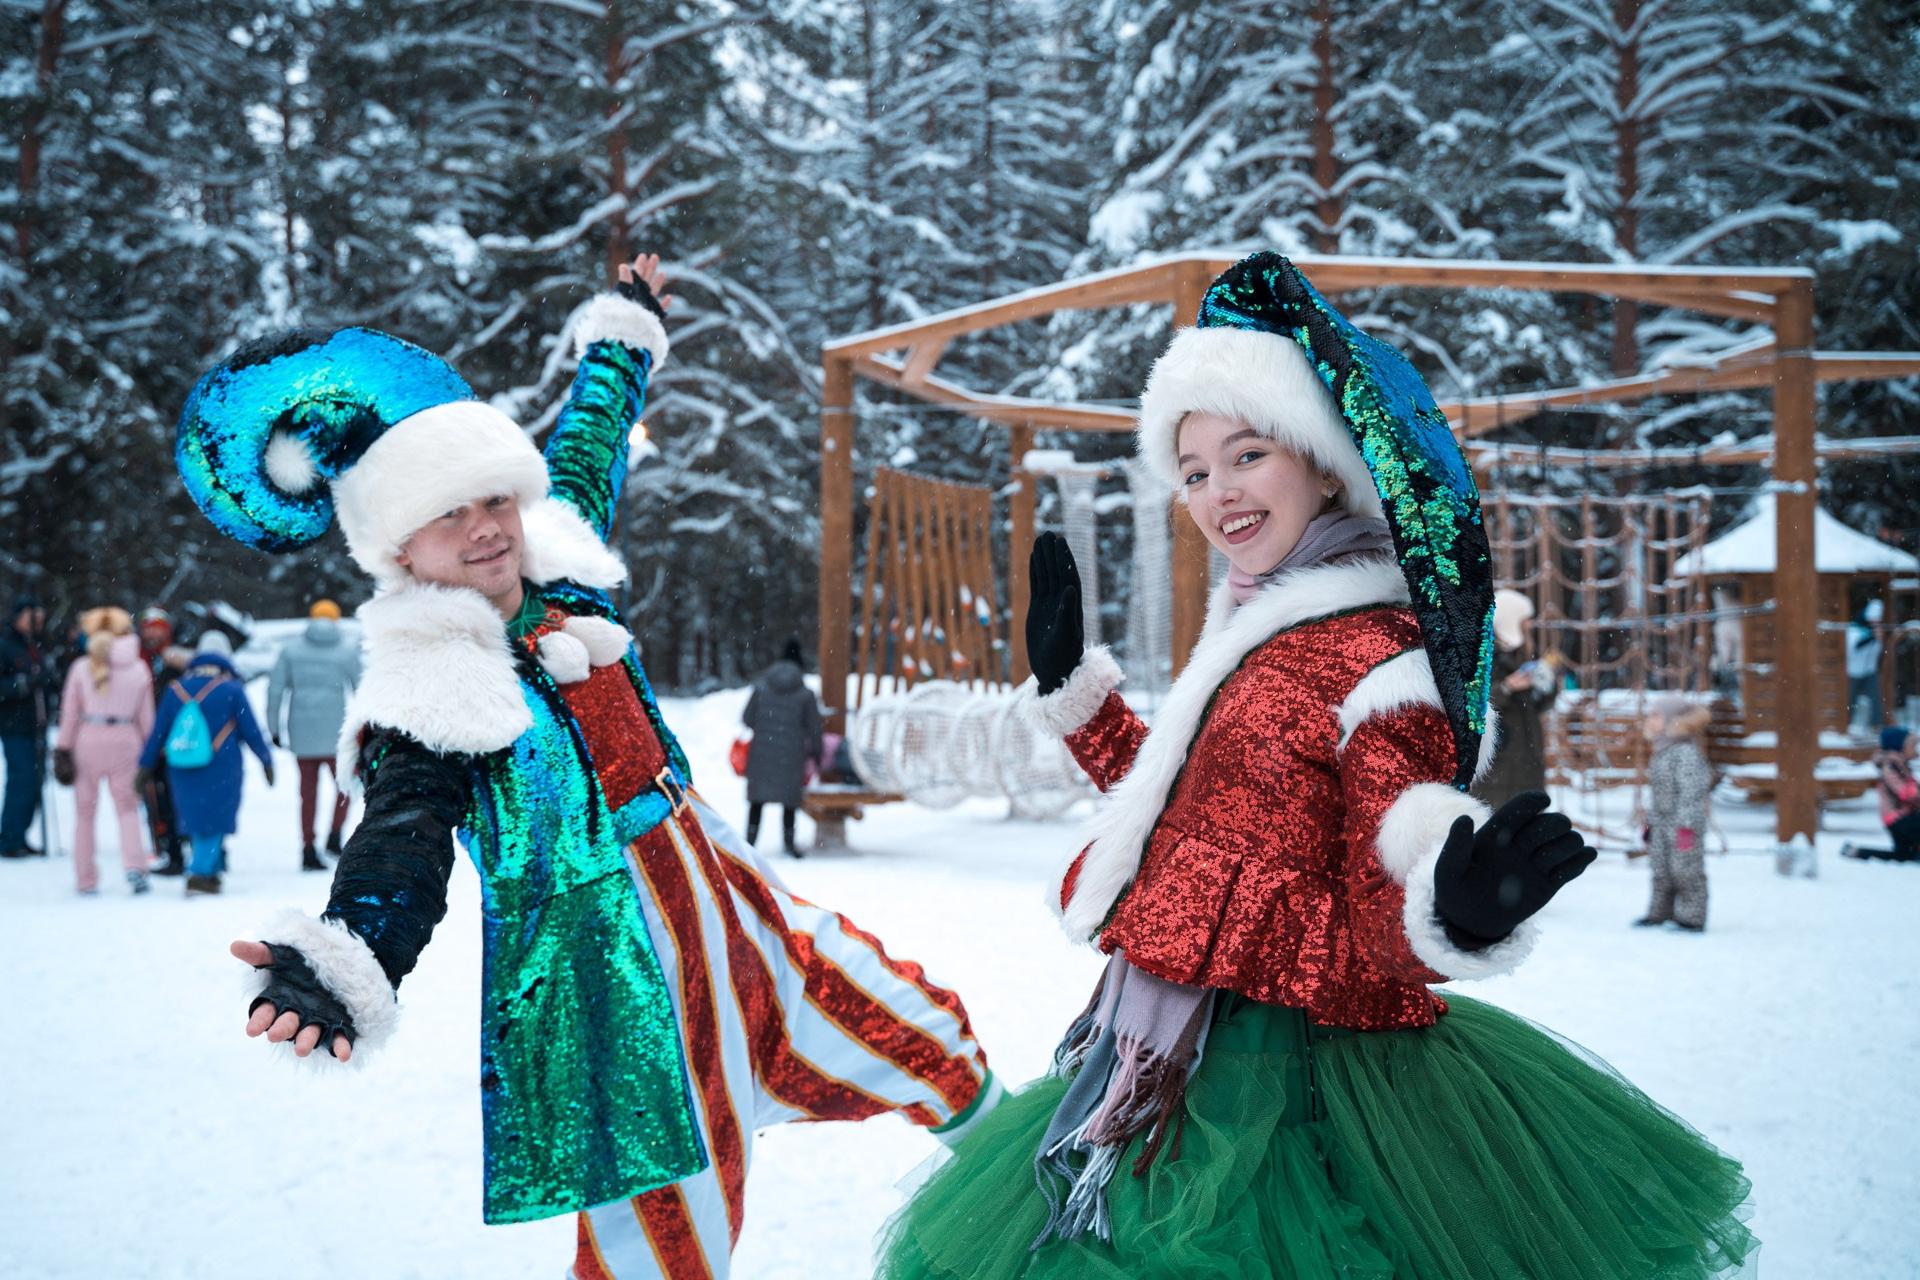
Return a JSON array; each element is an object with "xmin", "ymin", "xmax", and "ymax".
[{"xmin": 55, "ymin": 628, "xmax": 156, "ymax": 894}]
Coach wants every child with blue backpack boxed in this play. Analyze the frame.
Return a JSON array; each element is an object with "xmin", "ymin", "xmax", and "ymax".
[{"xmin": 136, "ymin": 632, "xmax": 275, "ymax": 895}]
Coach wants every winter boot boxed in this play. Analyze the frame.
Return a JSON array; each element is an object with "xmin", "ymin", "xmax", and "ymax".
[
  {"xmin": 152, "ymin": 840, "xmax": 186, "ymax": 876},
  {"xmin": 782, "ymin": 807, "xmax": 803, "ymax": 858},
  {"xmin": 325, "ymin": 828, "xmax": 344, "ymax": 856},
  {"xmin": 185, "ymin": 874, "xmax": 222, "ymax": 896},
  {"xmin": 127, "ymin": 870, "xmax": 151, "ymax": 896},
  {"xmin": 302, "ymin": 843, "xmax": 327, "ymax": 871}
]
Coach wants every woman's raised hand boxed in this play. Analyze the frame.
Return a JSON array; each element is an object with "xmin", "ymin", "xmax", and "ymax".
[{"xmin": 1026, "ymin": 532, "xmax": 1085, "ymax": 696}]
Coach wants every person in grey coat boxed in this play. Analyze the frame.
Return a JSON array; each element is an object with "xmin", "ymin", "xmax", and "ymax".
[
  {"xmin": 266, "ymin": 599, "xmax": 361, "ymax": 869},
  {"xmin": 742, "ymin": 636, "xmax": 823, "ymax": 857},
  {"xmin": 1636, "ymin": 695, "xmax": 1715, "ymax": 932}
]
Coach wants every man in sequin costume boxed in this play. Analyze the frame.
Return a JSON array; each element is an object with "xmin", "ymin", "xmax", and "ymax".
[{"xmin": 175, "ymin": 253, "xmax": 999, "ymax": 1278}]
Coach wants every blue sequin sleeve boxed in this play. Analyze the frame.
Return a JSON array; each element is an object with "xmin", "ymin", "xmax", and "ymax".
[{"xmin": 544, "ymin": 340, "xmax": 654, "ymax": 542}]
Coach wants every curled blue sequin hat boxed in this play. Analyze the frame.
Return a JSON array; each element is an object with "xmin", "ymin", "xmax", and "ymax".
[
  {"xmin": 1137, "ymin": 251, "xmax": 1494, "ymax": 788},
  {"xmin": 176, "ymin": 327, "xmax": 548, "ymax": 583}
]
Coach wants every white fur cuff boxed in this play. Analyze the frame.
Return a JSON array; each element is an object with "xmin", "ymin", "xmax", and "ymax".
[
  {"xmin": 932, "ymin": 1073, "xmax": 1006, "ymax": 1147},
  {"xmin": 1400, "ymin": 854, "xmax": 1539, "ymax": 981},
  {"xmin": 253, "ymin": 909, "xmax": 401, "ymax": 1059},
  {"xmin": 1024, "ymin": 646, "xmax": 1124, "ymax": 738},
  {"xmin": 1373, "ymin": 782, "xmax": 1489, "ymax": 885},
  {"xmin": 573, "ymin": 293, "xmax": 670, "ymax": 369}
]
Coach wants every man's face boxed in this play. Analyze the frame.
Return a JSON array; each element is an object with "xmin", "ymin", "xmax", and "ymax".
[
  {"xmin": 14, "ymin": 606, "xmax": 41, "ymax": 637},
  {"xmin": 139, "ymin": 621, "xmax": 169, "ymax": 651},
  {"xmin": 395, "ymin": 494, "xmax": 525, "ymax": 603}
]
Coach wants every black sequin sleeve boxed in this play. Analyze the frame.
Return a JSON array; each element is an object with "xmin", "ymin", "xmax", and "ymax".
[{"xmin": 321, "ymin": 729, "xmax": 472, "ymax": 988}]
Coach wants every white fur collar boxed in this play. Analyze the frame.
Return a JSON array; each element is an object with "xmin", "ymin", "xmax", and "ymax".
[
  {"xmin": 1058, "ymin": 555, "xmax": 1409, "ymax": 939},
  {"xmin": 519, "ymin": 496, "xmax": 627, "ymax": 590},
  {"xmin": 336, "ymin": 583, "xmax": 531, "ymax": 786}
]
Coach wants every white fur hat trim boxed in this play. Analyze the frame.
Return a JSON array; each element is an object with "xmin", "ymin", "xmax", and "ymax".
[
  {"xmin": 333, "ymin": 399, "xmax": 550, "ymax": 586},
  {"xmin": 1137, "ymin": 326, "xmax": 1381, "ymax": 519}
]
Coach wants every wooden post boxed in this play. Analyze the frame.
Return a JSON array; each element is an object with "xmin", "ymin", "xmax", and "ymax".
[
  {"xmin": 1772, "ymin": 279, "xmax": 1819, "ymax": 851},
  {"xmin": 1008, "ymin": 423, "xmax": 1035, "ymax": 683},
  {"xmin": 820, "ymin": 356, "xmax": 854, "ymax": 733},
  {"xmin": 1169, "ymin": 261, "xmax": 1213, "ymax": 675}
]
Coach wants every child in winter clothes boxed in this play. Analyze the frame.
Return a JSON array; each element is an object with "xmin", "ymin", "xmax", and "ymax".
[
  {"xmin": 1637, "ymin": 695, "xmax": 1716, "ymax": 930},
  {"xmin": 1843, "ymin": 726, "xmax": 1920, "ymax": 863},
  {"xmin": 137, "ymin": 632, "xmax": 274, "ymax": 895},
  {"xmin": 54, "ymin": 610, "xmax": 155, "ymax": 894}
]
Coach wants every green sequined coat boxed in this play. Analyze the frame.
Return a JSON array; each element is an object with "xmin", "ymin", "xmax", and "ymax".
[{"xmin": 307, "ymin": 297, "xmax": 714, "ymax": 1224}]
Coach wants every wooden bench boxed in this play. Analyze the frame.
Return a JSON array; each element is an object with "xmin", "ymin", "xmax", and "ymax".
[{"xmin": 801, "ymin": 786, "xmax": 904, "ymax": 851}]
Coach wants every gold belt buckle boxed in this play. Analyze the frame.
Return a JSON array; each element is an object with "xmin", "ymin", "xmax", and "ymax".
[{"xmin": 656, "ymin": 767, "xmax": 689, "ymax": 815}]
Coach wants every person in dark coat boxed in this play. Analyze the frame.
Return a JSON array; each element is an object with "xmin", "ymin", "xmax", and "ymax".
[
  {"xmin": 136, "ymin": 606, "xmax": 192, "ymax": 875},
  {"xmin": 1476, "ymin": 589, "xmax": 1557, "ymax": 809},
  {"xmin": 0, "ymin": 592, "xmax": 58, "ymax": 859},
  {"xmin": 742, "ymin": 636, "xmax": 823, "ymax": 856},
  {"xmin": 137, "ymin": 633, "xmax": 274, "ymax": 894}
]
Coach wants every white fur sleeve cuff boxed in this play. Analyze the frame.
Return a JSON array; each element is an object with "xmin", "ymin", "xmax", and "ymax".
[
  {"xmin": 1374, "ymin": 782, "xmax": 1535, "ymax": 980},
  {"xmin": 1022, "ymin": 646, "xmax": 1123, "ymax": 738},
  {"xmin": 573, "ymin": 292, "xmax": 670, "ymax": 369},
  {"xmin": 253, "ymin": 909, "xmax": 401, "ymax": 1059}
]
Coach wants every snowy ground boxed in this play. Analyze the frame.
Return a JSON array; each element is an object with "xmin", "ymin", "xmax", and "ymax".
[{"xmin": 3, "ymin": 686, "xmax": 1918, "ymax": 1278}]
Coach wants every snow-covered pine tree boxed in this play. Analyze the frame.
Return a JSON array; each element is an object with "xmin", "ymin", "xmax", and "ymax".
[{"xmin": 1, "ymin": 0, "xmax": 284, "ymax": 611}]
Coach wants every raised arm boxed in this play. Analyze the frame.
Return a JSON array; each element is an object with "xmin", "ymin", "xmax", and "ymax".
[
  {"xmin": 1021, "ymin": 533, "xmax": 1146, "ymax": 789},
  {"xmin": 233, "ymin": 728, "xmax": 469, "ymax": 1061},
  {"xmin": 544, "ymin": 251, "xmax": 674, "ymax": 540}
]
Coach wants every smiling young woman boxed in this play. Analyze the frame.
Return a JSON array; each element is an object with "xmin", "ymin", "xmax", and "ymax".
[
  {"xmin": 878, "ymin": 252, "xmax": 1754, "ymax": 1280},
  {"xmin": 1175, "ymin": 410, "xmax": 1341, "ymax": 572}
]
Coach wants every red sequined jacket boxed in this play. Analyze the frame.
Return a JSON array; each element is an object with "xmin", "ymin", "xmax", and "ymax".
[{"xmin": 1030, "ymin": 556, "xmax": 1527, "ymax": 1032}]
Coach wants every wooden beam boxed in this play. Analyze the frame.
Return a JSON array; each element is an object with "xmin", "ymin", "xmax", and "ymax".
[
  {"xmin": 819, "ymin": 356, "xmax": 854, "ymax": 733},
  {"xmin": 850, "ymin": 353, "xmax": 1135, "ymax": 432},
  {"xmin": 1169, "ymin": 260, "xmax": 1213, "ymax": 675},
  {"xmin": 1772, "ymin": 278, "xmax": 1819, "ymax": 850},
  {"xmin": 1196, "ymin": 252, "xmax": 1813, "ymax": 298},
  {"xmin": 826, "ymin": 259, "xmax": 1181, "ymax": 359},
  {"xmin": 1008, "ymin": 424, "xmax": 1036, "ymax": 683},
  {"xmin": 899, "ymin": 336, "xmax": 950, "ymax": 387}
]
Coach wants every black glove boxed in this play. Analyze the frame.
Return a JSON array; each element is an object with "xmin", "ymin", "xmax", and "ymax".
[
  {"xmin": 134, "ymin": 766, "xmax": 153, "ymax": 795},
  {"xmin": 52, "ymin": 748, "xmax": 75, "ymax": 787},
  {"xmin": 615, "ymin": 271, "xmax": 667, "ymax": 321},
  {"xmin": 1026, "ymin": 532, "xmax": 1085, "ymax": 696},
  {"xmin": 1432, "ymin": 791, "xmax": 1595, "ymax": 949},
  {"xmin": 246, "ymin": 942, "xmax": 359, "ymax": 1060}
]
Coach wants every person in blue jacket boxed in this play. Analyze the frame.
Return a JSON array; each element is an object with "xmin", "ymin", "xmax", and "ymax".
[{"xmin": 137, "ymin": 632, "xmax": 275, "ymax": 894}]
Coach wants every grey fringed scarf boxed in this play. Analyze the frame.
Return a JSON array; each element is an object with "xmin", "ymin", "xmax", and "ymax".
[{"xmin": 1032, "ymin": 954, "xmax": 1213, "ymax": 1246}]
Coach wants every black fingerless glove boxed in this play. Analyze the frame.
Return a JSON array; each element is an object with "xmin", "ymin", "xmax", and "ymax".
[
  {"xmin": 615, "ymin": 272, "xmax": 667, "ymax": 321},
  {"xmin": 1432, "ymin": 791, "xmax": 1597, "ymax": 949},
  {"xmin": 1026, "ymin": 532, "xmax": 1085, "ymax": 696},
  {"xmin": 248, "ymin": 942, "xmax": 358, "ymax": 1059}
]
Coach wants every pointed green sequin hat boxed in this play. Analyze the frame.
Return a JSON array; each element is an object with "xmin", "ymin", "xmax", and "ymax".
[{"xmin": 1139, "ymin": 252, "xmax": 1494, "ymax": 788}]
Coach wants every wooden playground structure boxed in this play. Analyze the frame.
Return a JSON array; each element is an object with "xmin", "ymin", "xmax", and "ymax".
[{"xmin": 818, "ymin": 252, "xmax": 1920, "ymax": 846}]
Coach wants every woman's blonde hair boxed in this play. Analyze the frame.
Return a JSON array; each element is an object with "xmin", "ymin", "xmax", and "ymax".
[{"xmin": 79, "ymin": 607, "xmax": 133, "ymax": 692}]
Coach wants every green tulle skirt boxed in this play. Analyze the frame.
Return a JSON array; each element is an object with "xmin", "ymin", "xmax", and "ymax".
[{"xmin": 879, "ymin": 994, "xmax": 1756, "ymax": 1279}]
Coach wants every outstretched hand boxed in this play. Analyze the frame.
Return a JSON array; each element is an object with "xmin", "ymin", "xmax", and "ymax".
[
  {"xmin": 1026, "ymin": 532, "xmax": 1085, "ymax": 696},
  {"xmin": 616, "ymin": 251, "xmax": 675, "ymax": 315},
  {"xmin": 1432, "ymin": 791, "xmax": 1595, "ymax": 948},
  {"xmin": 232, "ymin": 939, "xmax": 353, "ymax": 1062}
]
